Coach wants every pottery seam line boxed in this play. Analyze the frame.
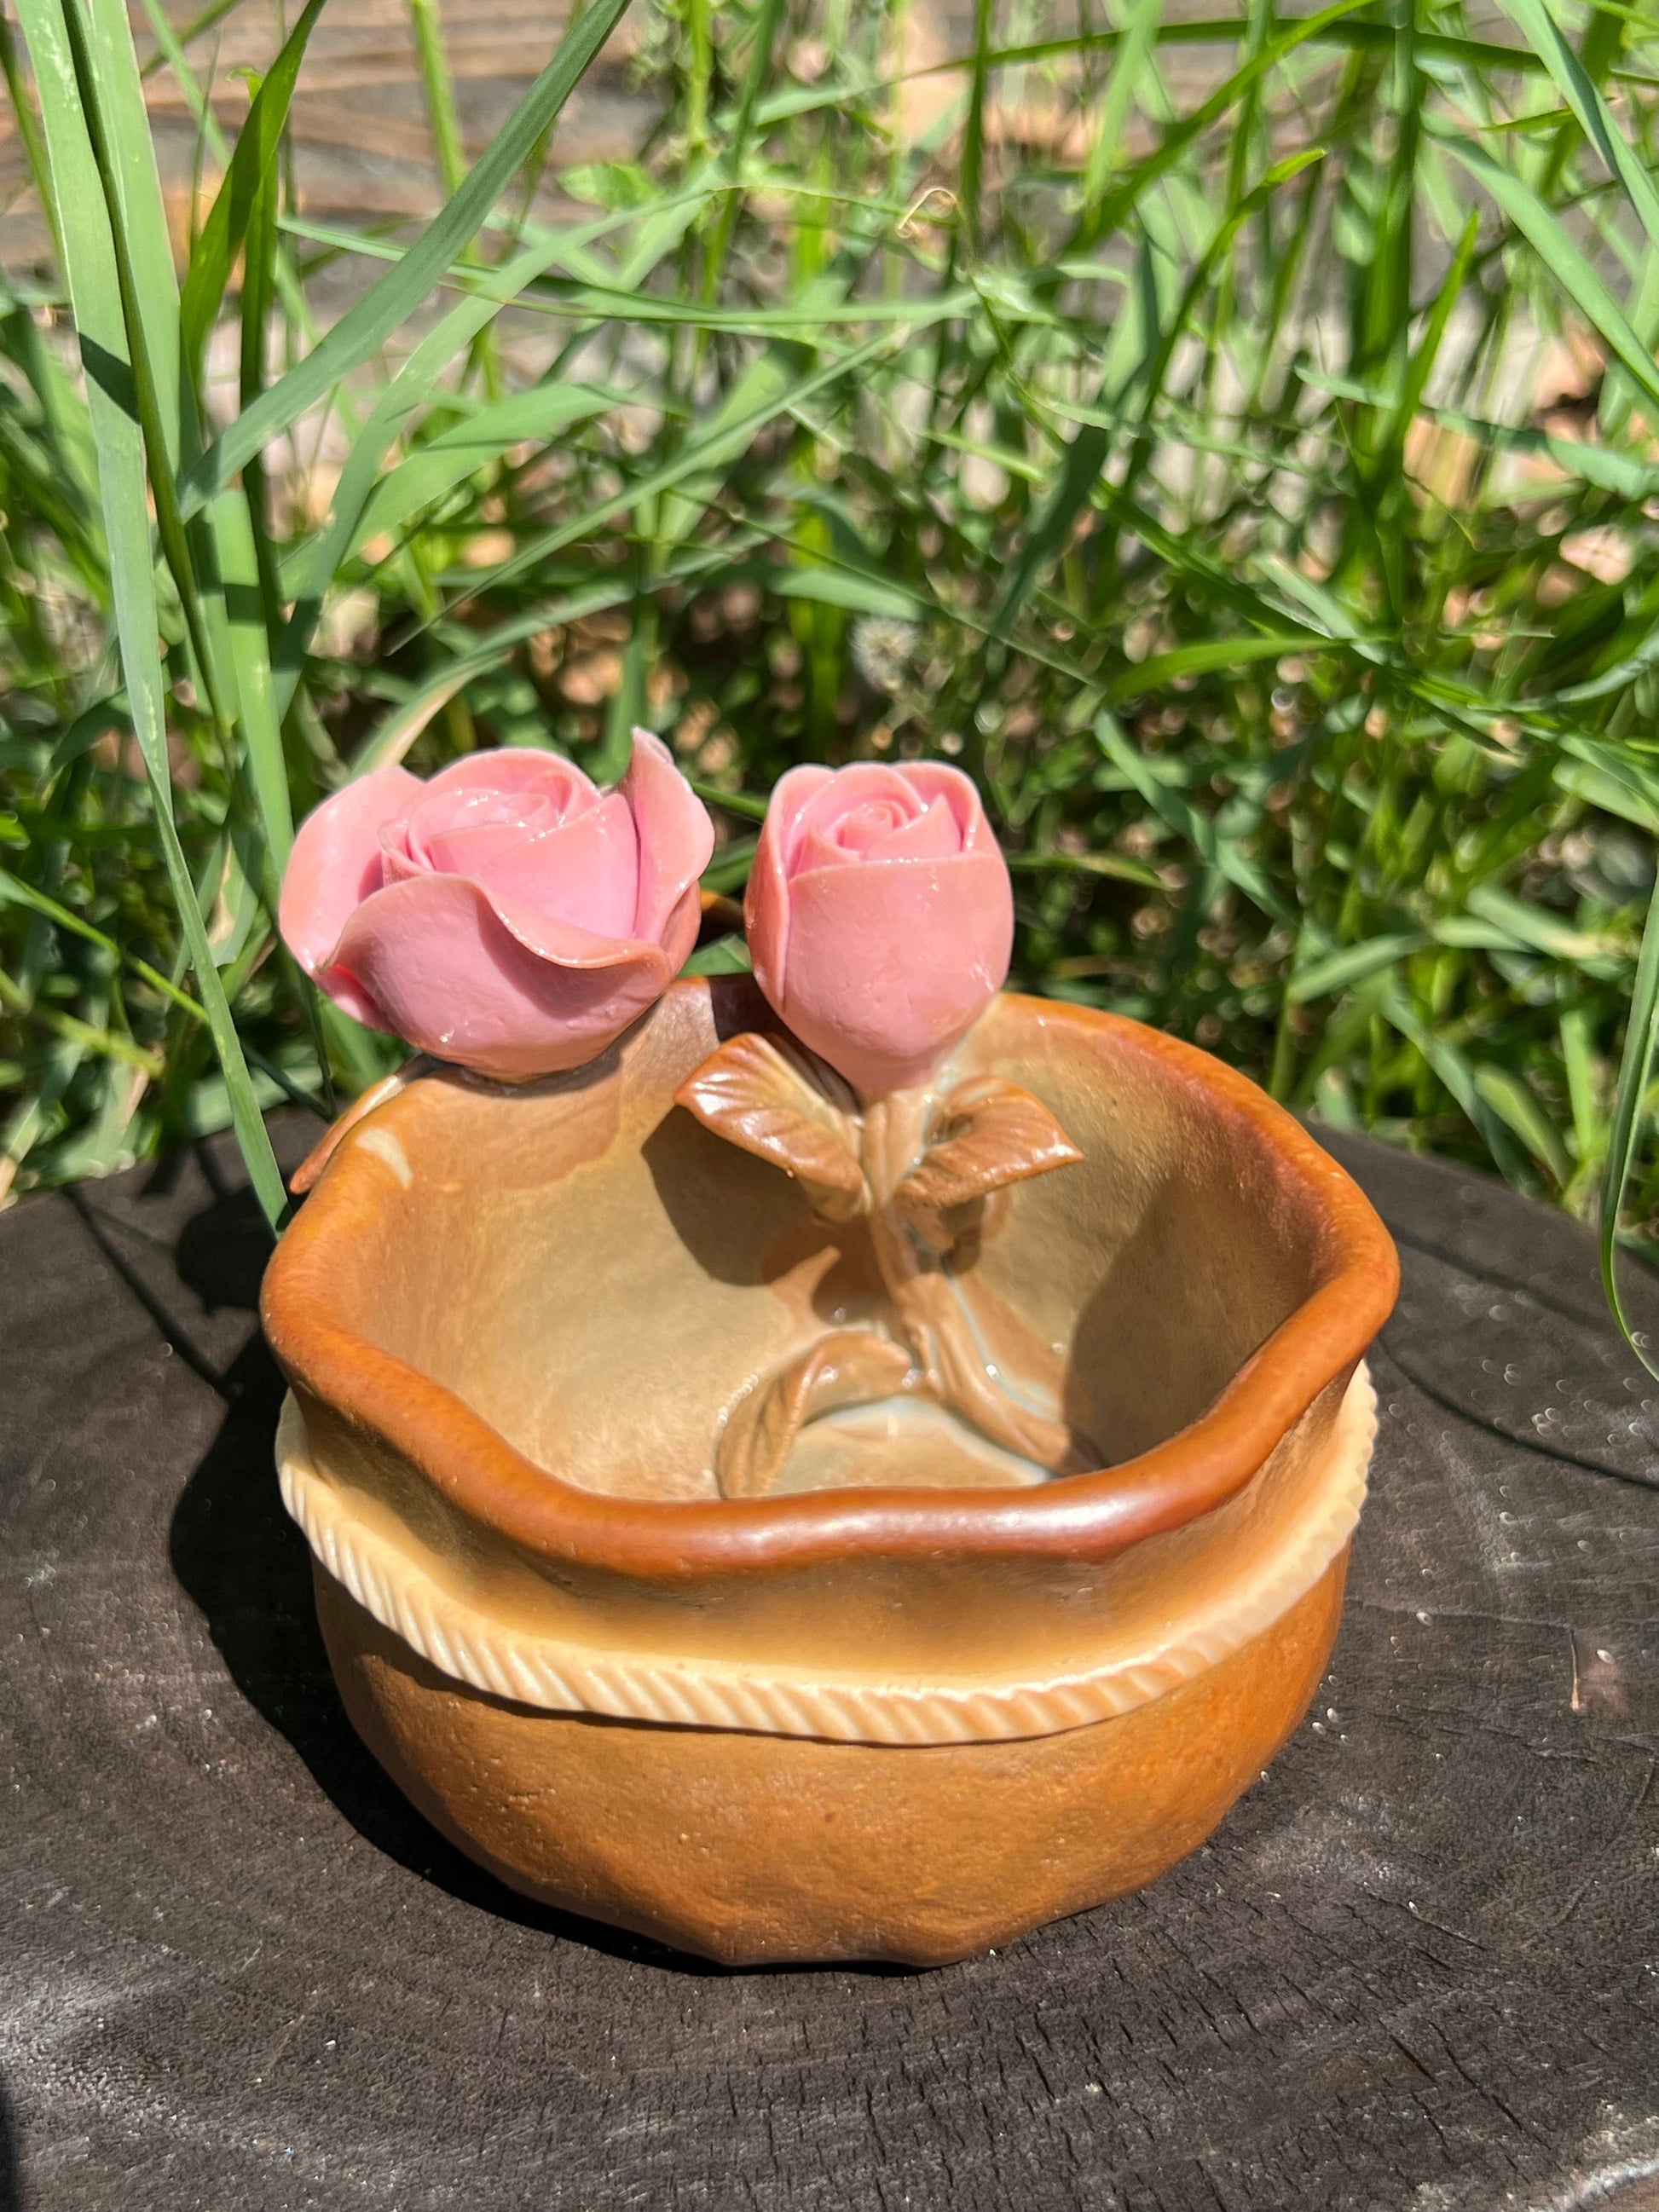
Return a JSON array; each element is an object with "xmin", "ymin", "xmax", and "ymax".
[{"xmin": 275, "ymin": 1370, "xmax": 1376, "ymax": 1747}]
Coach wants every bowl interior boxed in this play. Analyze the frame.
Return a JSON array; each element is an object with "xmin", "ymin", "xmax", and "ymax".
[{"xmin": 287, "ymin": 982, "xmax": 1341, "ymax": 1502}]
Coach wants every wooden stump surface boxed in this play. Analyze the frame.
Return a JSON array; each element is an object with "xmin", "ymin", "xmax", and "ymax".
[{"xmin": 1, "ymin": 1112, "xmax": 1656, "ymax": 2210}]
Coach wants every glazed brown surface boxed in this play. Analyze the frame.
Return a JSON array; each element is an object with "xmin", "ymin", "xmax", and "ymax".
[
  {"xmin": 262, "ymin": 979, "xmax": 1397, "ymax": 1590},
  {"xmin": 275, "ymin": 1369, "xmax": 1374, "ymax": 1718},
  {"xmin": 315, "ymin": 1555, "xmax": 1348, "ymax": 1967}
]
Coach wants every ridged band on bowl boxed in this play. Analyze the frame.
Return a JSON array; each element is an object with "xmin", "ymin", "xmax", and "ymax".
[{"xmin": 278, "ymin": 1364, "xmax": 1374, "ymax": 1747}]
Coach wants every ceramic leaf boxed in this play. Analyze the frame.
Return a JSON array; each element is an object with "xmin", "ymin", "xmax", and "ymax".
[
  {"xmin": 715, "ymin": 1330, "xmax": 915, "ymax": 1499},
  {"xmin": 675, "ymin": 1031, "xmax": 867, "ymax": 1221},
  {"xmin": 893, "ymin": 1077, "xmax": 1082, "ymax": 1245}
]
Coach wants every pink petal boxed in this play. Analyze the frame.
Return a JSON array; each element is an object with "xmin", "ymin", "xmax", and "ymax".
[
  {"xmin": 745, "ymin": 763, "xmax": 832, "ymax": 1014},
  {"xmin": 401, "ymin": 752, "xmax": 603, "ymax": 871},
  {"xmin": 892, "ymin": 761, "xmax": 991, "ymax": 850},
  {"xmin": 312, "ymin": 963, "xmax": 397, "ymax": 1034},
  {"xmin": 331, "ymin": 875, "xmax": 672, "ymax": 1082},
  {"xmin": 804, "ymin": 798, "xmax": 906, "ymax": 866},
  {"xmin": 619, "ymin": 727, "xmax": 715, "ymax": 944},
  {"xmin": 803, "ymin": 793, "xmax": 960, "ymax": 869},
  {"xmin": 873, "ymin": 793, "xmax": 962, "ymax": 859},
  {"xmin": 402, "ymin": 782, "xmax": 560, "ymax": 870},
  {"xmin": 422, "ymin": 746, "xmax": 598, "ymax": 810},
  {"xmin": 793, "ymin": 764, "xmax": 922, "ymax": 864},
  {"xmin": 278, "ymin": 764, "xmax": 423, "ymax": 982},
  {"xmin": 778, "ymin": 850, "xmax": 1013, "ymax": 1095},
  {"xmin": 472, "ymin": 884, "xmax": 660, "ymax": 970},
  {"xmin": 430, "ymin": 790, "xmax": 640, "ymax": 940},
  {"xmin": 658, "ymin": 883, "xmax": 703, "ymax": 977}
]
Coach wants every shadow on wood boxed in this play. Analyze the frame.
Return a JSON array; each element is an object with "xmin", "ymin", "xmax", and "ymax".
[
  {"xmin": 0, "ymin": 2074, "xmax": 20, "ymax": 2212},
  {"xmin": 163, "ymin": 1182, "xmax": 744, "ymax": 1974}
]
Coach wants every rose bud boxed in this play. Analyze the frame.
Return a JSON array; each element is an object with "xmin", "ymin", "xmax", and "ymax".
[
  {"xmin": 279, "ymin": 730, "xmax": 713, "ymax": 1082},
  {"xmin": 745, "ymin": 761, "xmax": 1014, "ymax": 1097}
]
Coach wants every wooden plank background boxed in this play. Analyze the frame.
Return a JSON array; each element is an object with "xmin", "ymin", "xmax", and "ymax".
[{"xmin": 0, "ymin": 0, "xmax": 990, "ymax": 277}]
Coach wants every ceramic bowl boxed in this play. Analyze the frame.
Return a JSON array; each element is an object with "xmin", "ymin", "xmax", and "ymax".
[{"xmin": 262, "ymin": 978, "xmax": 1396, "ymax": 1966}]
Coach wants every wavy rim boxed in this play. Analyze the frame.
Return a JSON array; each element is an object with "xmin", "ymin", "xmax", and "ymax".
[
  {"xmin": 260, "ymin": 985, "xmax": 1399, "ymax": 1578},
  {"xmin": 281, "ymin": 1370, "xmax": 1374, "ymax": 1744}
]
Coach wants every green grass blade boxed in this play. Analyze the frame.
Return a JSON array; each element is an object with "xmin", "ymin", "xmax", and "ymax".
[
  {"xmin": 1438, "ymin": 128, "xmax": 1659, "ymax": 427},
  {"xmin": 680, "ymin": 936, "xmax": 753, "ymax": 977},
  {"xmin": 181, "ymin": 0, "xmax": 631, "ymax": 514},
  {"xmin": 269, "ymin": 229, "xmax": 604, "ymax": 716},
  {"xmin": 81, "ymin": 0, "xmax": 182, "ymax": 436},
  {"xmin": 14, "ymin": 0, "xmax": 286, "ymax": 1226},
  {"xmin": 1382, "ymin": 209, "xmax": 1479, "ymax": 462},
  {"xmin": 58, "ymin": 0, "xmax": 231, "ymax": 732},
  {"xmin": 1499, "ymin": 0, "xmax": 1659, "ymax": 251},
  {"xmin": 406, "ymin": 0, "xmax": 467, "ymax": 199},
  {"xmin": 1095, "ymin": 712, "xmax": 1292, "ymax": 925},
  {"xmin": 1087, "ymin": 0, "xmax": 1373, "ymax": 244},
  {"xmin": 347, "ymin": 382, "xmax": 623, "ymax": 554},
  {"xmin": 1600, "ymin": 867, "xmax": 1659, "ymax": 1379},
  {"xmin": 0, "ymin": 864, "xmax": 207, "ymax": 1019},
  {"xmin": 1103, "ymin": 634, "xmax": 1314, "ymax": 699},
  {"xmin": 698, "ymin": 0, "xmax": 785, "ymax": 300},
  {"xmin": 445, "ymin": 322, "xmax": 932, "ymax": 614},
  {"xmin": 177, "ymin": 0, "xmax": 327, "ymax": 384},
  {"xmin": 959, "ymin": 0, "xmax": 991, "ymax": 257},
  {"xmin": 1287, "ymin": 934, "xmax": 1429, "ymax": 1003},
  {"xmin": 0, "ymin": 0, "xmax": 64, "ymax": 270},
  {"xmin": 1084, "ymin": 0, "xmax": 1167, "ymax": 209},
  {"xmin": 213, "ymin": 483, "xmax": 293, "ymax": 883}
]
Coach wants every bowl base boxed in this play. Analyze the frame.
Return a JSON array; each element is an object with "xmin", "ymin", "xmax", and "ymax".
[{"xmin": 314, "ymin": 1552, "xmax": 1347, "ymax": 1968}]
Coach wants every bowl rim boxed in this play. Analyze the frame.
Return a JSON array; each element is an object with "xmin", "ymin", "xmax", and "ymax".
[
  {"xmin": 278, "ymin": 1371, "xmax": 1377, "ymax": 1741},
  {"xmin": 260, "ymin": 984, "xmax": 1399, "ymax": 1578}
]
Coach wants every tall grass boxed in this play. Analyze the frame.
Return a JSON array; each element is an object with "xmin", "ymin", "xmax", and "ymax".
[{"xmin": 4, "ymin": 0, "xmax": 1659, "ymax": 1348}]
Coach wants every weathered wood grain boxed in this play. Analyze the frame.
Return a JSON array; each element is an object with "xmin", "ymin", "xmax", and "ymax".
[
  {"xmin": 0, "ymin": 0, "xmax": 1251, "ymax": 277},
  {"xmin": 0, "ymin": 0, "xmax": 659, "ymax": 271},
  {"xmin": 0, "ymin": 0, "xmax": 990, "ymax": 273},
  {"xmin": 1, "ymin": 1112, "xmax": 1656, "ymax": 2211}
]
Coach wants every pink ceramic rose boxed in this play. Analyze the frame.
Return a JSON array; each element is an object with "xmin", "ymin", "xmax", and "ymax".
[
  {"xmin": 279, "ymin": 730, "xmax": 713, "ymax": 1081},
  {"xmin": 745, "ymin": 761, "xmax": 1014, "ymax": 1097}
]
